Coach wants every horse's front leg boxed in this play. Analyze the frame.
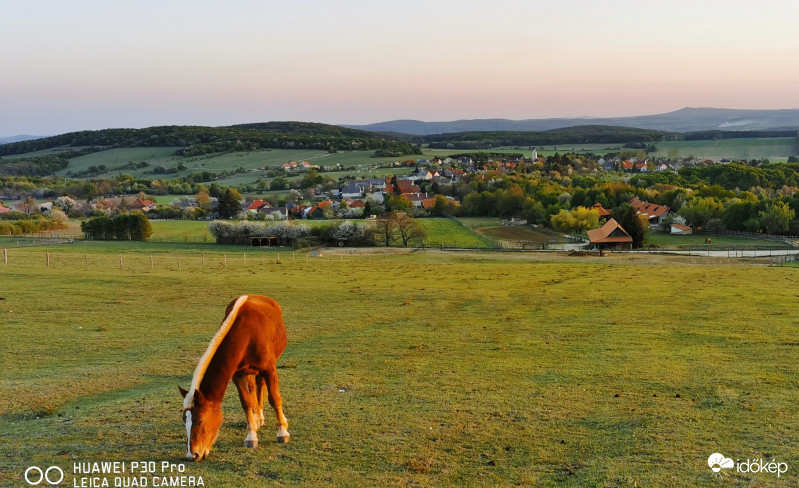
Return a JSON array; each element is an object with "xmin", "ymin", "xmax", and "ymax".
[{"xmin": 233, "ymin": 373, "xmax": 260, "ymax": 448}]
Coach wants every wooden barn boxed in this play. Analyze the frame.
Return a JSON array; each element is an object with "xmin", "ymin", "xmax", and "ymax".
[{"xmin": 587, "ymin": 218, "xmax": 633, "ymax": 250}]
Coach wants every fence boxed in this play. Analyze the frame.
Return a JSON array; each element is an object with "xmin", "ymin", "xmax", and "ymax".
[
  {"xmin": 697, "ymin": 229, "xmax": 799, "ymax": 244},
  {"xmin": 770, "ymin": 253, "xmax": 799, "ymax": 266},
  {"xmin": 0, "ymin": 246, "xmax": 400, "ymax": 272}
]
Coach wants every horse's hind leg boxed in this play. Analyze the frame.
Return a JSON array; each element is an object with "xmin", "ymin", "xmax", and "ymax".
[
  {"xmin": 233, "ymin": 373, "xmax": 260, "ymax": 448},
  {"xmin": 262, "ymin": 367, "xmax": 289, "ymax": 443},
  {"xmin": 255, "ymin": 374, "xmax": 267, "ymax": 430}
]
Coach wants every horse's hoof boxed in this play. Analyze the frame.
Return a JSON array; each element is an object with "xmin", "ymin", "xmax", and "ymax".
[
  {"xmin": 245, "ymin": 439, "xmax": 259, "ymax": 448},
  {"xmin": 276, "ymin": 435, "xmax": 290, "ymax": 444}
]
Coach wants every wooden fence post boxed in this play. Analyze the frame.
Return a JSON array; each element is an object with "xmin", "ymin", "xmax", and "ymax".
[
  {"xmin": 150, "ymin": 255, "xmax": 154, "ymax": 270},
  {"xmin": 202, "ymin": 252, "xmax": 205, "ymax": 269},
  {"xmin": 224, "ymin": 255, "xmax": 227, "ymax": 268},
  {"xmin": 3, "ymin": 248, "xmax": 7, "ymax": 266},
  {"xmin": 85, "ymin": 253, "xmax": 88, "ymax": 269},
  {"xmin": 46, "ymin": 252, "xmax": 50, "ymax": 267},
  {"xmin": 120, "ymin": 255, "xmax": 123, "ymax": 270}
]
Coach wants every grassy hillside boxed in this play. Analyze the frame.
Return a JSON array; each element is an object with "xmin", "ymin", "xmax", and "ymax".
[{"xmin": 1, "ymin": 246, "xmax": 797, "ymax": 487}]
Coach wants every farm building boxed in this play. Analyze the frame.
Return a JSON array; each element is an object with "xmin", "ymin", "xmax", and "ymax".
[
  {"xmin": 586, "ymin": 218, "xmax": 633, "ymax": 249},
  {"xmin": 593, "ymin": 202, "xmax": 612, "ymax": 218},
  {"xmin": 670, "ymin": 224, "xmax": 693, "ymax": 235},
  {"xmin": 629, "ymin": 197, "xmax": 670, "ymax": 227}
]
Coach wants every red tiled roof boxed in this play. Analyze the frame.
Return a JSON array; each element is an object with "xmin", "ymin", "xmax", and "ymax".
[
  {"xmin": 593, "ymin": 203, "xmax": 612, "ymax": 217},
  {"xmin": 248, "ymin": 199, "xmax": 266, "ymax": 210},
  {"xmin": 630, "ymin": 197, "xmax": 669, "ymax": 218},
  {"xmin": 587, "ymin": 218, "xmax": 633, "ymax": 244}
]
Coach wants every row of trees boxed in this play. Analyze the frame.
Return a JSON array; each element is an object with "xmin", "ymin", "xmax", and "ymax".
[
  {"xmin": 208, "ymin": 211, "xmax": 426, "ymax": 248},
  {"xmin": 80, "ymin": 212, "xmax": 153, "ymax": 241}
]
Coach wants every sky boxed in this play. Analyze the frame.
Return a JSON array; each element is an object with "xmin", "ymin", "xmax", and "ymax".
[{"xmin": 2, "ymin": 0, "xmax": 798, "ymax": 136}]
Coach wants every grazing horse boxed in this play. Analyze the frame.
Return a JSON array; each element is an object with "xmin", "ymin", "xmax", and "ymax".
[
  {"xmin": 179, "ymin": 295, "xmax": 289, "ymax": 461},
  {"xmin": 705, "ymin": 237, "xmax": 712, "ymax": 244}
]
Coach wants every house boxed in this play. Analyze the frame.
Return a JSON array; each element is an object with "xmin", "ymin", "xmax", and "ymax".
[
  {"xmin": 657, "ymin": 163, "xmax": 670, "ymax": 172},
  {"xmin": 593, "ymin": 203, "xmax": 612, "ymax": 218},
  {"xmin": 635, "ymin": 162, "xmax": 648, "ymax": 172},
  {"xmin": 621, "ymin": 161, "xmax": 634, "ymax": 171},
  {"xmin": 130, "ymin": 198, "xmax": 156, "ymax": 212},
  {"xmin": 629, "ymin": 197, "xmax": 670, "ymax": 226},
  {"xmin": 246, "ymin": 199, "xmax": 270, "ymax": 213},
  {"xmin": 347, "ymin": 200, "xmax": 365, "ymax": 209},
  {"xmin": 0, "ymin": 202, "xmax": 10, "ymax": 214},
  {"xmin": 259, "ymin": 206, "xmax": 288, "ymax": 219},
  {"xmin": 586, "ymin": 218, "xmax": 633, "ymax": 249},
  {"xmin": 305, "ymin": 205, "xmax": 325, "ymax": 219},
  {"xmin": 341, "ymin": 183, "xmax": 362, "ymax": 199},
  {"xmin": 670, "ymin": 224, "xmax": 693, "ymax": 235}
]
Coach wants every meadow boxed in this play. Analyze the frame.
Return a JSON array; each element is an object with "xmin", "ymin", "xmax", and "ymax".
[
  {"xmin": 652, "ymin": 137, "xmax": 797, "ymax": 161},
  {"xmin": 1, "ymin": 239, "xmax": 798, "ymax": 487}
]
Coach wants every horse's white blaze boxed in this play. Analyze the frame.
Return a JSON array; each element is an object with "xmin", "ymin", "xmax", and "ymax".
[
  {"xmin": 185, "ymin": 413, "xmax": 193, "ymax": 458},
  {"xmin": 183, "ymin": 295, "xmax": 249, "ymax": 410}
]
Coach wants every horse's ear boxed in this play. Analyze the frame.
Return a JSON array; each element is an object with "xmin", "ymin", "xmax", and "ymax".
[
  {"xmin": 178, "ymin": 386, "xmax": 189, "ymax": 398},
  {"xmin": 194, "ymin": 389, "xmax": 206, "ymax": 404}
]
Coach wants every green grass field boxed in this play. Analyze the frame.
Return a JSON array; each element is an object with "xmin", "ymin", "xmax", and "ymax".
[
  {"xmin": 646, "ymin": 231, "xmax": 794, "ymax": 250},
  {"xmin": 1, "ymin": 244, "xmax": 797, "ymax": 487},
  {"xmin": 653, "ymin": 137, "xmax": 797, "ymax": 160}
]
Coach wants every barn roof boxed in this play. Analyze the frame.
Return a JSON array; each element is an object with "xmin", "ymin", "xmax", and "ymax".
[{"xmin": 587, "ymin": 218, "xmax": 633, "ymax": 244}]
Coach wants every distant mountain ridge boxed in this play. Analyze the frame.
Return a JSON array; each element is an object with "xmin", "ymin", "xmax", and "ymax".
[
  {"xmin": 0, "ymin": 135, "xmax": 43, "ymax": 145},
  {"xmin": 343, "ymin": 107, "xmax": 799, "ymax": 135}
]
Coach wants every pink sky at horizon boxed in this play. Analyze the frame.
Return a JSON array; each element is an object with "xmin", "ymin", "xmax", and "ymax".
[{"xmin": 2, "ymin": 0, "xmax": 798, "ymax": 136}]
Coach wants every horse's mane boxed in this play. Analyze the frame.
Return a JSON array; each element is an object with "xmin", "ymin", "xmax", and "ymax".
[{"xmin": 183, "ymin": 295, "xmax": 249, "ymax": 409}]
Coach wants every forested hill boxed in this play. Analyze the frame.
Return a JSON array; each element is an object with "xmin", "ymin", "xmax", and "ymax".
[
  {"xmin": 416, "ymin": 125, "xmax": 680, "ymax": 148},
  {"xmin": 414, "ymin": 125, "xmax": 799, "ymax": 149},
  {"xmin": 0, "ymin": 123, "xmax": 421, "ymax": 158},
  {"xmin": 224, "ymin": 121, "xmax": 385, "ymax": 139}
]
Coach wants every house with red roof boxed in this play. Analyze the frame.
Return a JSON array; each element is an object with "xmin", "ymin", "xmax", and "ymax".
[
  {"xmin": 130, "ymin": 198, "xmax": 156, "ymax": 211},
  {"xmin": 593, "ymin": 203, "xmax": 612, "ymax": 218},
  {"xmin": 586, "ymin": 218, "xmax": 633, "ymax": 249},
  {"xmin": 246, "ymin": 199, "xmax": 270, "ymax": 213},
  {"xmin": 629, "ymin": 197, "xmax": 670, "ymax": 226},
  {"xmin": 670, "ymin": 224, "xmax": 692, "ymax": 235}
]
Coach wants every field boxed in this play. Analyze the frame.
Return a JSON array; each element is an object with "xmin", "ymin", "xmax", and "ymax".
[
  {"xmin": 48, "ymin": 148, "xmax": 415, "ymax": 186},
  {"xmin": 653, "ymin": 137, "xmax": 797, "ymax": 161},
  {"xmin": 646, "ymin": 231, "xmax": 794, "ymax": 250},
  {"xmin": 1, "ymin": 239, "xmax": 798, "ymax": 487}
]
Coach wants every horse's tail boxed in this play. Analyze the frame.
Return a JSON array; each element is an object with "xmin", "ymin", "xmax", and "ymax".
[{"xmin": 184, "ymin": 295, "xmax": 249, "ymax": 408}]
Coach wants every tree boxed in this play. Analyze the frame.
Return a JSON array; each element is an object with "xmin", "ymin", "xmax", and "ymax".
[
  {"xmin": 196, "ymin": 188, "xmax": 212, "ymax": 209},
  {"xmin": 678, "ymin": 197, "xmax": 723, "ymax": 229},
  {"xmin": 395, "ymin": 212, "xmax": 426, "ymax": 247},
  {"xmin": 374, "ymin": 212, "xmax": 399, "ymax": 246},
  {"xmin": 217, "ymin": 187, "xmax": 243, "ymax": 219},
  {"xmin": 387, "ymin": 195, "xmax": 413, "ymax": 212},
  {"xmin": 300, "ymin": 170, "xmax": 323, "ymax": 189},
  {"xmin": 616, "ymin": 204, "xmax": 648, "ymax": 248},
  {"xmin": 550, "ymin": 206, "xmax": 599, "ymax": 234},
  {"xmin": 758, "ymin": 201, "xmax": 794, "ymax": 234},
  {"xmin": 270, "ymin": 177, "xmax": 289, "ymax": 191}
]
